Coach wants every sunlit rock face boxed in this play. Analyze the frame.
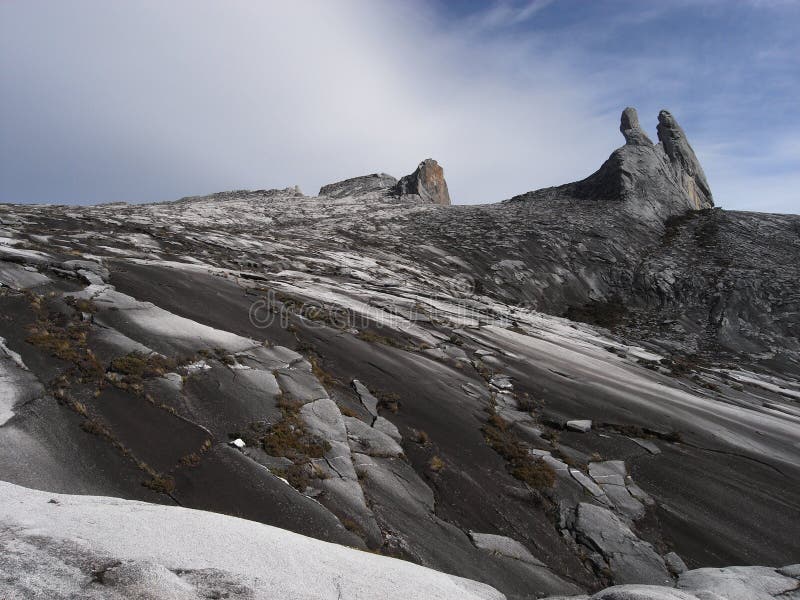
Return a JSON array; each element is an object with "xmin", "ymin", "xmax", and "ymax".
[{"xmin": 393, "ymin": 158, "xmax": 452, "ymax": 205}]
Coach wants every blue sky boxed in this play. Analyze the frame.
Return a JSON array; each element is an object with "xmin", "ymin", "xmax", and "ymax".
[{"xmin": 1, "ymin": 1, "xmax": 798, "ymax": 212}]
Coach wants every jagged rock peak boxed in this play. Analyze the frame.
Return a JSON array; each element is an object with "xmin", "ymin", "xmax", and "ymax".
[
  {"xmin": 393, "ymin": 159, "xmax": 451, "ymax": 206},
  {"xmin": 544, "ymin": 107, "xmax": 714, "ymax": 222},
  {"xmin": 657, "ymin": 109, "xmax": 713, "ymax": 208},
  {"xmin": 620, "ymin": 107, "xmax": 653, "ymax": 146},
  {"xmin": 318, "ymin": 173, "xmax": 398, "ymax": 199}
]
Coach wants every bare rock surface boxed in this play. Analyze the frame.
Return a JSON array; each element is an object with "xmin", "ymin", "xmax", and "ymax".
[
  {"xmin": 574, "ymin": 503, "xmax": 672, "ymax": 585},
  {"xmin": 0, "ymin": 107, "xmax": 798, "ymax": 598},
  {"xmin": 677, "ymin": 565, "xmax": 800, "ymax": 600},
  {"xmin": 469, "ymin": 532, "xmax": 546, "ymax": 566},
  {"xmin": 0, "ymin": 481, "xmax": 504, "ymax": 600},
  {"xmin": 345, "ymin": 415, "xmax": 404, "ymax": 457},
  {"xmin": 545, "ymin": 563, "xmax": 800, "ymax": 600},
  {"xmin": 319, "ymin": 172, "xmax": 398, "ymax": 199},
  {"xmin": 1, "ymin": 337, "xmax": 44, "ymax": 425}
]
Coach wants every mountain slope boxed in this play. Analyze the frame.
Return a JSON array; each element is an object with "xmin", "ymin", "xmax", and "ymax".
[{"xmin": 1, "ymin": 108, "xmax": 798, "ymax": 598}]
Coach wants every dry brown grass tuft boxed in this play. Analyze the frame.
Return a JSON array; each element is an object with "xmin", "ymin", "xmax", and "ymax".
[
  {"xmin": 483, "ymin": 409, "xmax": 555, "ymax": 489},
  {"xmin": 429, "ymin": 455, "xmax": 445, "ymax": 472},
  {"xmin": 142, "ymin": 475, "xmax": 176, "ymax": 494}
]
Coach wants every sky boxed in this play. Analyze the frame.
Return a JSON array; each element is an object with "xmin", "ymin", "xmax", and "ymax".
[{"xmin": 1, "ymin": 0, "xmax": 798, "ymax": 213}]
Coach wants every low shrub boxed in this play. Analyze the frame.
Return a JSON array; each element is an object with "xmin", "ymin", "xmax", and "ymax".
[
  {"xmin": 64, "ymin": 296, "xmax": 98, "ymax": 314},
  {"xmin": 142, "ymin": 475, "xmax": 176, "ymax": 494},
  {"xmin": 374, "ymin": 390, "xmax": 401, "ymax": 413},
  {"xmin": 110, "ymin": 351, "xmax": 177, "ymax": 380},
  {"xmin": 483, "ymin": 409, "xmax": 555, "ymax": 489},
  {"xmin": 261, "ymin": 397, "xmax": 331, "ymax": 492}
]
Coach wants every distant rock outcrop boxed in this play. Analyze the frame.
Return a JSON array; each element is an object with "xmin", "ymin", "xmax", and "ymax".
[
  {"xmin": 319, "ymin": 173, "xmax": 398, "ymax": 199},
  {"xmin": 315, "ymin": 160, "xmax": 452, "ymax": 205},
  {"xmin": 176, "ymin": 186, "xmax": 303, "ymax": 204},
  {"xmin": 393, "ymin": 159, "xmax": 451, "ymax": 206}
]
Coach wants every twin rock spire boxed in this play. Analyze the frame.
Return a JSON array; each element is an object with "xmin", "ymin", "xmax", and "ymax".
[{"xmin": 620, "ymin": 107, "xmax": 713, "ymax": 209}]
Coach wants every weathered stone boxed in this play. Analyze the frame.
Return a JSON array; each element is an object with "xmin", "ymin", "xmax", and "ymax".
[
  {"xmin": 373, "ymin": 416, "xmax": 402, "ymax": 442},
  {"xmin": 352, "ymin": 379, "xmax": 379, "ymax": 418},
  {"xmin": 276, "ymin": 369, "xmax": 329, "ymax": 402},
  {"xmin": 300, "ymin": 400, "xmax": 382, "ymax": 546},
  {"xmin": 344, "ymin": 416, "xmax": 403, "ymax": 457},
  {"xmin": 665, "ymin": 552, "xmax": 688, "ymax": 575},
  {"xmin": 239, "ymin": 345, "xmax": 304, "ymax": 370},
  {"xmin": 1, "ymin": 338, "xmax": 44, "ymax": 426},
  {"xmin": 678, "ymin": 566, "xmax": 800, "ymax": 600},
  {"xmin": 575, "ymin": 503, "xmax": 672, "ymax": 585},
  {"xmin": 625, "ymin": 477, "xmax": 655, "ymax": 507},
  {"xmin": 630, "ymin": 438, "xmax": 661, "ymax": 455},
  {"xmin": 588, "ymin": 462, "xmax": 645, "ymax": 521},
  {"xmin": 0, "ymin": 262, "xmax": 50, "ymax": 289},
  {"xmin": 319, "ymin": 173, "xmax": 398, "ymax": 199},
  {"xmin": 469, "ymin": 532, "xmax": 545, "ymax": 566},
  {"xmin": 570, "ymin": 469, "xmax": 608, "ymax": 501},
  {"xmin": 589, "ymin": 461, "xmax": 627, "ymax": 486},
  {"xmin": 778, "ymin": 564, "xmax": 800, "ymax": 578},
  {"xmin": 591, "ymin": 586, "xmax": 707, "ymax": 600},
  {"xmin": 393, "ymin": 159, "xmax": 451, "ymax": 205},
  {"xmin": 604, "ymin": 484, "xmax": 646, "ymax": 522},
  {"xmin": 567, "ymin": 420, "xmax": 592, "ymax": 433}
]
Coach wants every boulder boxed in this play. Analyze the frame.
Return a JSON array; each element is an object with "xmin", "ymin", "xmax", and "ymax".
[
  {"xmin": 352, "ymin": 379, "xmax": 379, "ymax": 418},
  {"xmin": 393, "ymin": 159, "xmax": 451, "ymax": 205},
  {"xmin": 373, "ymin": 416, "xmax": 402, "ymax": 442},
  {"xmin": 344, "ymin": 416, "xmax": 403, "ymax": 458},
  {"xmin": 589, "ymin": 461, "xmax": 646, "ymax": 521},
  {"xmin": 469, "ymin": 532, "xmax": 545, "ymax": 566},
  {"xmin": 591, "ymin": 586, "xmax": 709, "ymax": 600},
  {"xmin": 664, "ymin": 552, "xmax": 688, "ymax": 575},
  {"xmin": 567, "ymin": 420, "xmax": 592, "ymax": 433},
  {"xmin": 574, "ymin": 503, "xmax": 672, "ymax": 585}
]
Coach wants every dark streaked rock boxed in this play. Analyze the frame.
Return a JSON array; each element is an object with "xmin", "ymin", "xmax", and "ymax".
[{"xmin": 319, "ymin": 173, "xmax": 397, "ymax": 199}]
